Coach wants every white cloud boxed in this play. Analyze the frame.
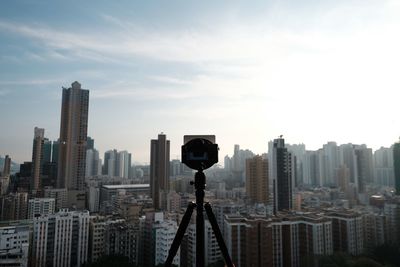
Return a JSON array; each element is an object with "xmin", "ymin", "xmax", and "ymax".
[{"xmin": 1, "ymin": 0, "xmax": 400, "ymax": 161}]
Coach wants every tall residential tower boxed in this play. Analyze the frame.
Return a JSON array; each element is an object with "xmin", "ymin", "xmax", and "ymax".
[
  {"xmin": 245, "ymin": 155, "xmax": 269, "ymax": 205},
  {"xmin": 31, "ymin": 127, "xmax": 45, "ymax": 193},
  {"xmin": 57, "ymin": 81, "xmax": 89, "ymax": 192},
  {"xmin": 393, "ymin": 141, "xmax": 400, "ymax": 195},
  {"xmin": 150, "ymin": 133, "xmax": 170, "ymax": 210},
  {"xmin": 270, "ymin": 137, "xmax": 294, "ymax": 213}
]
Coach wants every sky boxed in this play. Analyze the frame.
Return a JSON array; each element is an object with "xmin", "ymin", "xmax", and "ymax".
[{"xmin": 0, "ymin": 0, "xmax": 400, "ymax": 164}]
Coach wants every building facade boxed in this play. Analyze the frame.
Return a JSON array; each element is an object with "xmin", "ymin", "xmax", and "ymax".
[
  {"xmin": 28, "ymin": 198, "xmax": 55, "ymax": 219},
  {"xmin": 57, "ymin": 81, "xmax": 89, "ymax": 193},
  {"xmin": 0, "ymin": 225, "xmax": 30, "ymax": 267},
  {"xmin": 246, "ymin": 155, "xmax": 269, "ymax": 204},
  {"xmin": 32, "ymin": 209, "xmax": 90, "ymax": 267},
  {"xmin": 150, "ymin": 133, "xmax": 170, "ymax": 210},
  {"xmin": 32, "ymin": 127, "xmax": 45, "ymax": 193},
  {"xmin": 270, "ymin": 138, "xmax": 295, "ymax": 213}
]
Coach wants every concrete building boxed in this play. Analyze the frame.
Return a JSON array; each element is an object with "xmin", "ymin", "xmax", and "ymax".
[
  {"xmin": 104, "ymin": 219, "xmax": 139, "ymax": 265},
  {"xmin": 141, "ymin": 212, "xmax": 179, "ymax": 267},
  {"xmin": 32, "ymin": 127, "xmax": 45, "ymax": 193},
  {"xmin": 100, "ymin": 184, "xmax": 149, "ymax": 204},
  {"xmin": 0, "ymin": 192, "xmax": 28, "ymax": 221},
  {"xmin": 0, "ymin": 176, "xmax": 9, "ymax": 196},
  {"xmin": 224, "ymin": 213, "xmax": 333, "ymax": 267},
  {"xmin": 393, "ymin": 142, "xmax": 400, "ymax": 195},
  {"xmin": 246, "ymin": 155, "xmax": 269, "ymax": 205},
  {"xmin": 339, "ymin": 144, "xmax": 358, "ymax": 187},
  {"xmin": 57, "ymin": 81, "xmax": 89, "ymax": 201},
  {"xmin": 0, "ymin": 155, "xmax": 11, "ymax": 196},
  {"xmin": 0, "ymin": 225, "xmax": 30, "ymax": 267},
  {"xmin": 270, "ymin": 138, "xmax": 295, "ymax": 213},
  {"xmin": 325, "ymin": 211, "xmax": 364, "ymax": 255},
  {"xmin": 286, "ymin": 144, "xmax": 306, "ymax": 186},
  {"xmin": 102, "ymin": 150, "xmax": 131, "ymax": 178},
  {"xmin": 43, "ymin": 187, "xmax": 67, "ymax": 211},
  {"xmin": 103, "ymin": 149, "xmax": 117, "ymax": 177},
  {"xmin": 166, "ymin": 191, "xmax": 181, "ymax": 212},
  {"xmin": 117, "ymin": 150, "xmax": 131, "ymax": 179},
  {"xmin": 2, "ymin": 155, "xmax": 11, "ymax": 177},
  {"xmin": 374, "ymin": 146, "xmax": 394, "ymax": 187},
  {"xmin": 354, "ymin": 145, "xmax": 374, "ymax": 193},
  {"xmin": 85, "ymin": 149, "xmax": 102, "ymax": 178},
  {"xmin": 32, "ymin": 209, "xmax": 90, "ymax": 267},
  {"xmin": 188, "ymin": 220, "xmax": 221, "ymax": 267},
  {"xmin": 28, "ymin": 198, "xmax": 55, "ymax": 219},
  {"xmin": 150, "ymin": 133, "xmax": 170, "ymax": 210},
  {"xmin": 363, "ymin": 212, "xmax": 387, "ymax": 251},
  {"xmin": 88, "ymin": 186, "xmax": 100, "ymax": 213},
  {"xmin": 88, "ymin": 216, "xmax": 106, "ymax": 263},
  {"xmin": 212, "ymin": 201, "xmax": 244, "ymax": 237},
  {"xmin": 383, "ymin": 200, "xmax": 400, "ymax": 244}
]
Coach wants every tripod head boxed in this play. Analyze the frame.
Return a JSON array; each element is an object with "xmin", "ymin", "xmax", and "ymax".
[{"xmin": 182, "ymin": 135, "xmax": 218, "ymax": 171}]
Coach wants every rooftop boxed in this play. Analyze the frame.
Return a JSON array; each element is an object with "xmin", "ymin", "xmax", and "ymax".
[{"xmin": 102, "ymin": 184, "xmax": 149, "ymax": 189}]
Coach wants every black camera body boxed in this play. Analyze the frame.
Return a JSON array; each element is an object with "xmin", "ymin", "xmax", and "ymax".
[{"xmin": 181, "ymin": 135, "xmax": 218, "ymax": 171}]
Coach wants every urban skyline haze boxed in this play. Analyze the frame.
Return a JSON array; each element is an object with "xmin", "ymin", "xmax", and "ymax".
[{"xmin": 0, "ymin": 0, "xmax": 399, "ymax": 163}]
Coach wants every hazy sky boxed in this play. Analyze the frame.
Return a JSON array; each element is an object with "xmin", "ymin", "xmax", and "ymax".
[{"xmin": 0, "ymin": 0, "xmax": 399, "ymax": 164}]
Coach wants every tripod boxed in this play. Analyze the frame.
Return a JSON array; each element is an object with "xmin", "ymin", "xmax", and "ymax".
[{"xmin": 164, "ymin": 170, "xmax": 234, "ymax": 267}]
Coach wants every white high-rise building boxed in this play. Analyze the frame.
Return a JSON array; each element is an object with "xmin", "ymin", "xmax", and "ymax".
[
  {"xmin": 85, "ymin": 149, "xmax": 101, "ymax": 178},
  {"xmin": 32, "ymin": 209, "xmax": 90, "ymax": 267},
  {"xmin": 374, "ymin": 147, "xmax": 394, "ymax": 186},
  {"xmin": 117, "ymin": 150, "xmax": 131, "ymax": 179},
  {"xmin": 141, "ymin": 212, "xmax": 179, "ymax": 267},
  {"xmin": 103, "ymin": 150, "xmax": 117, "ymax": 177},
  {"xmin": 0, "ymin": 225, "xmax": 30, "ymax": 267},
  {"xmin": 188, "ymin": 220, "xmax": 221, "ymax": 267},
  {"xmin": 322, "ymin": 142, "xmax": 340, "ymax": 186},
  {"xmin": 154, "ymin": 219, "xmax": 179, "ymax": 266},
  {"xmin": 28, "ymin": 198, "xmax": 55, "ymax": 219},
  {"xmin": 103, "ymin": 149, "xmax": 131, "ymax": 179}
]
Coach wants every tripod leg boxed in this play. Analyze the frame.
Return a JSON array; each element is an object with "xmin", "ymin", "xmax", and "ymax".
[
  {"xmin": 165, "ymin": 202, "xmax": 196, "ymax": 267},
  {"xmin": 204, "ymin": 202, "xmax": 235, "ymax": 267}
]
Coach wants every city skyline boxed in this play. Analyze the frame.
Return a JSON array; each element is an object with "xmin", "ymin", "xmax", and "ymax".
[{"xmin": 1, "ymin": 0, "xmax": 400, "ymax": 164}]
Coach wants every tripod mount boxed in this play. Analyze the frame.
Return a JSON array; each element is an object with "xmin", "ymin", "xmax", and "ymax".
[{"xmin": 164, "ymin": 170, "xmax": 234, "ymax": 267}]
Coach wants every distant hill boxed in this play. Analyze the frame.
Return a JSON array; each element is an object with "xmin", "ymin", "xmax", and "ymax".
[{"xmin": 0, "ymin": 156, "xmax": 20, "ymax": 175}]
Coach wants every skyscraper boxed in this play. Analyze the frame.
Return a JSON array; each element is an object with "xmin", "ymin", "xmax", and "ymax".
[
  {"xmin": 103, "ymin": 149, "xmax": 117, "ymax": 176},
  {"xmin": 117, "ymin": 150, "xmax": 131, "ymax": 179},
  {"xmin": 57, "ymin": 81, "xmax": 89, "ymax": 192},
  {"xmin": 32, "ymin": 127, "xmax": 45, "ymax": 192},
  {"xmin": 52, "ymin": 140, "xmax": 59, "ymax": 164},
  {"xmin": 374, "ymin": 146, "xmax": 394, "ymax": 187},
  {"xmin": 2, "ymin": 155, "xmax": 11, "ymax": 177},
  {"xmin": 270, "ymin": 137, "xmax": 294, "ymax": 213},
  {"xmin": 354, "ymin": 145, "xmax": 374, "ymax": 194},
  {"xmin": 43, "ymin": 139, "xmax": 52, "ymax": 164},
  {"xmin": 0, "ymin": 155, "xmax": 11, "ymax": 195},
  {"xmin": 85, "ymin": 149, "xmax": 101, "ymax": 178},
  {"xmin": 87, "ymin": 136, "xmax": 94, "ymax": 150},
  {"xmin": 245, "ymin": 155, "xmax": 269, "ymax": 205},
  {"xmin": 102, "ymin": 149, "xmax": 131, "ymax": 178},
  {"xmin": 393, "ymin": 141, "xmax": 400, "ymax": 195},
  {"xmin": 150, "ymin": 133, "xmax": 170, "ymax": 210}
]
